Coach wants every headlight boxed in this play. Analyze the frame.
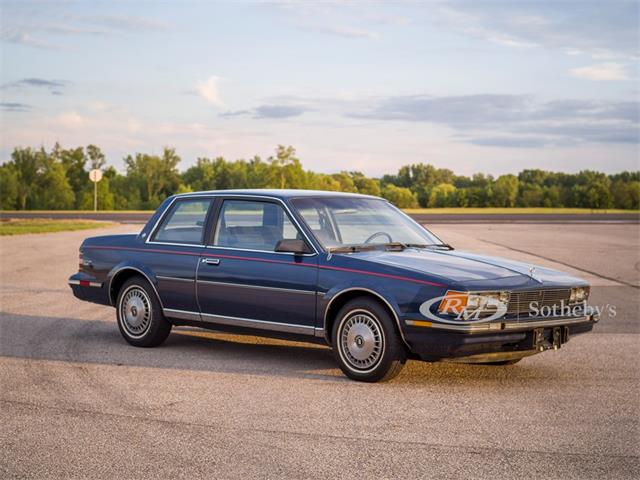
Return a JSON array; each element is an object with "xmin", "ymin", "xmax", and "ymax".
[
  {"xmin": 438, "ymin": 290, "xmax": 509, "ymax": 318},
  {"xmin": 570, "ymin": 286, "xmax": 589, "ymax": 304}
]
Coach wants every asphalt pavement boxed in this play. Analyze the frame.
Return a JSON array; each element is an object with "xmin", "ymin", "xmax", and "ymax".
[{"xmin": 0, "ymin": 223, "xmax": 638, "ymax": 479}]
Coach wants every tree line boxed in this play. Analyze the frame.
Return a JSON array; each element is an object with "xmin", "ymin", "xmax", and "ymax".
[{"xmin": 1, "ymin": 143, "xmax": 638, "ymax": 210}]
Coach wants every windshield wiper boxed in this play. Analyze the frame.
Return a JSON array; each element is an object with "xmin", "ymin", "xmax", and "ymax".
[
  {"xmin": 328, "ymin": 242, "xmax": 455, "ymax": 255},
  {"xmin": 382, "ymin": 242, "xmax": 455, "ymax": 251},
  {"xmin": 382, "ymin": 242, "xmax": 409, "ymax": 251},
  {"xmin": 327, "ymin": 244, "xmax": 377, "ymax": 254},
  {"xmin": 423, "ymin": 243, "xmax": 455, "ymax": 250}
]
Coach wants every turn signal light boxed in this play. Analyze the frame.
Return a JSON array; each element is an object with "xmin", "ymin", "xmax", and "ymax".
[{"xmin": 437, "ymin": 291, "xmax": 468, "ymax": 315}]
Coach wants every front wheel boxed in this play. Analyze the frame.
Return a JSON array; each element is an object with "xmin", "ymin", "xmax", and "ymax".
[
  {"xmin": 332, "ymin": 298, "xmax": 406, "ymax": 382},
  {"xmin": 116, "ymin": 276, "xmax": 171, "ymax": 347}
]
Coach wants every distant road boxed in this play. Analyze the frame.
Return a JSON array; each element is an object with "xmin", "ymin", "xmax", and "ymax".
[
  {"xmin": 2, "ymin": 211, "xmax": 639, "ymax": 224},
  {"xmin": 409, "ymin": 212, "xmax": 640, "ymax": 224},
  {"xmin": 1, "ymin": 211, "xmax": 153, "ymax": 223}
]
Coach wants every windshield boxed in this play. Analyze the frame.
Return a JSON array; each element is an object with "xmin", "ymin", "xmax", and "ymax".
[{"xmin": 290, "ymin": 197, "xmax": 443, "ymax": 250}]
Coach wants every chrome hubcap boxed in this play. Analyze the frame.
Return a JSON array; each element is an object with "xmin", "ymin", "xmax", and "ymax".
[
  {"xmin": 340, "ymin": 313, "xmax": 383, "ymax": 370},
  {"xmin": 120, "ymin": 287, "xmax": 151, "ymax": 336}
]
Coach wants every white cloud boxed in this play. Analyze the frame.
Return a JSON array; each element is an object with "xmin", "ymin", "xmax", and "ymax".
[
  {"xmin": 57, "ymin": 111, "xmax": 86, "ymax": 128},
  {"xmin": 87, "ymin": 101, "xmax": 108, "ymax": 112},
  {"xmin": 195, "ymin": 76, "xmax": 224, "ymax": 107},
  {"xmin": 508, "ymin": 15, "xmax": 549, "ymax": 27},
  {"xmin": 436, "ymin": 3, "xmax": 638, "ymax": 61},
  {"xmin": 2, "ymin": 31, "xmax": 62, "ymax": 50},
  {"xmin": 569, "ymin": 63, "xmax": 629, "ymax": 81},
  {"xmin": 486, "ymin": 32, "xmax": 538, "ymax": 48},
  {"xmin": 127, "ymin": 118, "xmax": 142, "ymax": 134},
  {"xmin": 437, "ymin": 7, "xmax": 537, "ymax": 49},
  {"xmin": 86, "ymin": 15, "xmax": 169, "ymax": 32},
  {"xmin": 309, "ymin": 25, "xmax": 379, "ymax": 39}
]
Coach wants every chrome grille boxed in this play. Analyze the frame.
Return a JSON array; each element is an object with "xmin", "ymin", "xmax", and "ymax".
[{"xmin": 506, "ymin": 288, "xmax": 572, "ymax": 316}]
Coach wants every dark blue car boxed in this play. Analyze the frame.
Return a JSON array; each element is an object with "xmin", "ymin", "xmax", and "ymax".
[{"xmin": 69, "ymin": 190, "xmax": 598, "ymax": 382}]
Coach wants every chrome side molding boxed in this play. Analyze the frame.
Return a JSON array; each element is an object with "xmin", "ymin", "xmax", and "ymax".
[
  {"xmin": 163, "ymin": 308, "xmax": 201, "ymax": 322},
  {"xmin": 162, "ymin": 308, "xmax": 316, "ymax": 336}
]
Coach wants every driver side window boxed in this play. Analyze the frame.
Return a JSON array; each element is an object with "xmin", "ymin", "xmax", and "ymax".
[{"xmin": 212, "ymin": 200, "xmax": 303, "ymax": 252}]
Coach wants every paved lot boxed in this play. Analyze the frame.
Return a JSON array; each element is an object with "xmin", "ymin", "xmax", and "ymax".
[{"xmin": 1, "ymin": 223, "xmax": 638, "ymax": 479}]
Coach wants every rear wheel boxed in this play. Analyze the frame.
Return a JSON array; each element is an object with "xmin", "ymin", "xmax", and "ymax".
[
  {"xmin": 332, "ymin": 298, "xmax": 406, "ymax": 382},
  {"xmin": 116, "ymin": 276, "xmax": 171, "ymax": 347}
]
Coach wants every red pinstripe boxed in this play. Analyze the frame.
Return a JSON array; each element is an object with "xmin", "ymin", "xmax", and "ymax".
[{"xmin": 85, "ymin": 245, "xmax": 444, "ymax": 287}]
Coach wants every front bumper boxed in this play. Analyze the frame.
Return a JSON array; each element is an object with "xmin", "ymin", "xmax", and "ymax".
[{"xmin": 403, "ymin": 314, "xmax": 598, "ymax": 361}]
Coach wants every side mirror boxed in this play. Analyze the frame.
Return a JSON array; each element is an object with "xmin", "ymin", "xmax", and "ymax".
[{"xmin": 275, "ymin": 239, "xmax": 311, "ymax": 255}]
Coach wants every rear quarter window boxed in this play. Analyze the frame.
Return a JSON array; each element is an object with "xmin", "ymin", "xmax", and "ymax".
[{"xmin": 152, "ymin": 199, "xmax": 211, "ymax": 245}]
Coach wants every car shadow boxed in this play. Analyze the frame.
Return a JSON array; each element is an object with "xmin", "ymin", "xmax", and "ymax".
[
  {"xmin": 0, "ymin": 312, "xmax": 345, "ymax": 381},
  {"xmin": 1, "ymin": 311, "xmax": 574, "ymax": 385}
]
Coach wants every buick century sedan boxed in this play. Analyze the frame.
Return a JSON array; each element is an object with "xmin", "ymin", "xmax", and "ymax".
[{"xmin": 69, "ymin": 190, "xmax": 598, "ymax": 382}]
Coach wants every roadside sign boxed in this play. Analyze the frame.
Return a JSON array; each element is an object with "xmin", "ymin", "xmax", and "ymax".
[
  {"xmin": 89, "ymin": 169, "xmax": 103, "ymax": 183},
  {"xmin": 89, "ymin": 169, "xmax": 103, "ymax": 211}
]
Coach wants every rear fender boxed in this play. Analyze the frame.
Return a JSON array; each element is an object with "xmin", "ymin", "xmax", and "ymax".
[{"xmin": 107, "ymin": 262, "xmax": 162, "ymax": 307}]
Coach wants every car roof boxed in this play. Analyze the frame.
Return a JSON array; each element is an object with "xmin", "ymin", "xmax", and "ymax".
[{"xmin": 174, "ymin": 189, "xmax": 381, "ymax": 200}]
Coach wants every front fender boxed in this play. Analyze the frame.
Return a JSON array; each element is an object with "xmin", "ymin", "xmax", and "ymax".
[
  {"xmin": 322, "ymin": 279, "xmax": 402, "ymax": 321},
  {"xmin": 320, "ymin": 278, "xmax": 407, "ymax": 345}
]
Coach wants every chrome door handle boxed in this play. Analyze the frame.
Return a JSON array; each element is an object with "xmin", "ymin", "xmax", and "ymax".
[{"xmin": 202, "ymin": 258, "xmax": 220, "ymax": 266}]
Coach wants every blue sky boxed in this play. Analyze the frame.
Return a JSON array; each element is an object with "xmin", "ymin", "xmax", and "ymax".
[{"xmin": 1, "ymin": 0, "xmax": 638, "ymax": 176}]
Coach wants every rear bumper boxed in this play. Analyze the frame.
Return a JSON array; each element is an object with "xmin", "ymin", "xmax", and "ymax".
[
  {"xmin": 68, "ymin": 272, "xmax": 110, "ymax": 305},
  {"xmin": 403, "ymin": 314, "xmax": 597, "ymax": 361}
]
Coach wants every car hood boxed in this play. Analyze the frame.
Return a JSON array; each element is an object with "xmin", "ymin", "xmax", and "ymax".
[{"xmin": 348, "ymin": 248, "xmax": 583, "ymax": 286}]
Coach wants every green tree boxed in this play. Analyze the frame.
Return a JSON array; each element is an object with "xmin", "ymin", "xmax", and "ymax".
[
  {"xmin": 569, "ymin": 171, "xmax": 613, "ymax": 208},
  {"xmin": 80, "ymin": 176, "xmax": 115, "ymax": 210},
  {"xmin": 428, "ymin": 183, "xmax": 457, "ymax": 207},
  {"xmin": 307, "ymin": 172, "xmax": 342, "ymax": 191},
  {"xmin": 58, "ymin": 145, "xmax": 88, "ymax": 208},
  {"xmin": 493, "ymin": 174, "xmax": 519, "ymax": 207},
  {"xmin": 612, "ymin": 181, "xmax": 640, "ymax": 209},
  {"xmin": 0, "ymin": 163, "xmax": 18, "ymax": 209},
  {"xmin": 183, "ymin": 157, "xmax": 221, "ymax": 191},
  {"xmin": 105, "ymin": 167, "xmax": 140, "ymax": 210},
  {"xmin": 542, "ymin": 185, "xmax": 563, "ymax": 207},
  {"xmin": 246, "ymin": 156, "xmax": 272, "ymax": 188},
  {"xmin": 11, "ymin": 147, "xmax": 40, "ymax": 209},
  {"xmin": 86, "ymin": 144, "xmax": 106, "ymax": 170},
  {"xmin": 34, "ymin": 153, "xmax": 74, "ymax": 209},
  {"xmin": 520, "ymin": 184, "xmax": 544, "ymax": 207},
  {"xmin": 350, "ymin": 171, "xmax": 381, "ymax": 196},
  {"xmin": 4, "ymin": 142, "xmax": 640, "ymax": 212},
  {"xmin": 124, "ymin": 147, "xmax": 182, "ymax": 208},
  {"xmin": 270, "ymin": 145, "xmax": 299, "ymax": 189},
  {"xmin": 382, "ymin": 184, "xmax": 419, "ymax": 208},
  {"xmin": 330, "ymin": 172, "xmax": 358, "ymax": 192},
  {"xmin": 585, "ymin": 179, "xmax": 613, "ymax": 209}
]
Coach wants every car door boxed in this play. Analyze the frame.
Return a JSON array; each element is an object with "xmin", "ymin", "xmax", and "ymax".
[
  {"xmin": 196, "ymin": 197, "xmax": 320, "ymax": 336},
  {"xmin": 146, "ymin": 196, "xmax": 214, "ymax": 318}
]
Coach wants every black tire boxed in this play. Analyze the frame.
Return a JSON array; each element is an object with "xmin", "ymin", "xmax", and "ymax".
[
  {"xmin": 332, "ymin": 297, "xmax": 406, "ymax": 382},
  {"xmin": 116, "ymin": 275, "xmax": 171, "ymax": 347}
]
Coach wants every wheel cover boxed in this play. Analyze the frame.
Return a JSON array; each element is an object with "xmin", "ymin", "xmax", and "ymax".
[
  {"xmin": 340, "ymin": 312, "xmax": 384, "ymax": 370},
  {"xmin": 120, "ymin": 286, "xmax": 151, "ymax": 337}
]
